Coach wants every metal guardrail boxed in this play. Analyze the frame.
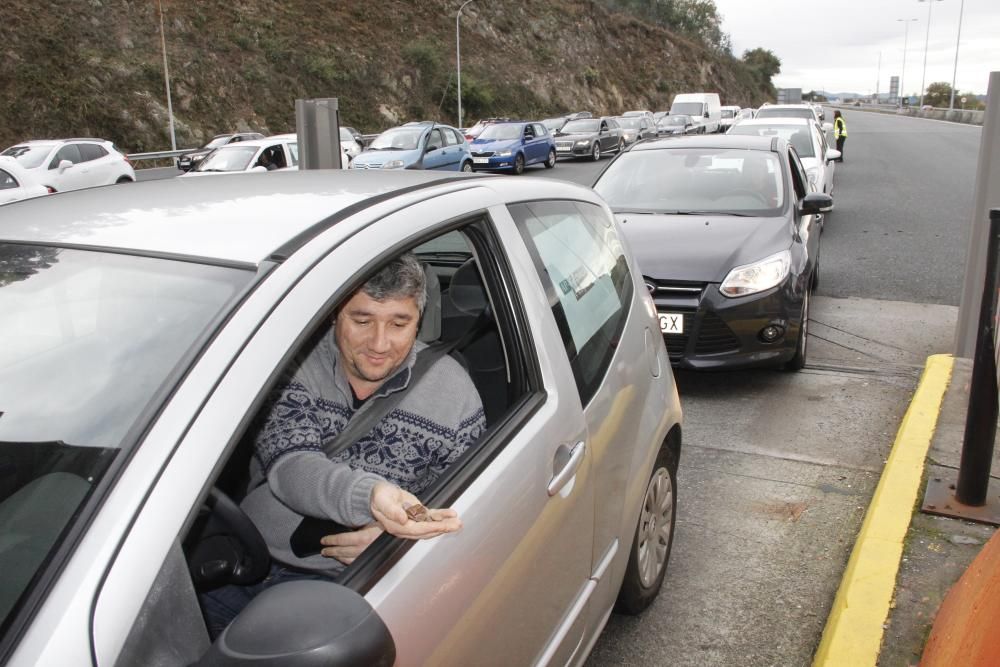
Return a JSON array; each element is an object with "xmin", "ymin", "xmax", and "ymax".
[{"xmin": 126, "ymin": 149, "xmax": 194, "ymax": 162}]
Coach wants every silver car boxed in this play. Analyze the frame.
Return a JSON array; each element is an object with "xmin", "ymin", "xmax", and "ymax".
[{"xmin": 0, "ymin": 171, "xmax": 682, "ymax": 666}]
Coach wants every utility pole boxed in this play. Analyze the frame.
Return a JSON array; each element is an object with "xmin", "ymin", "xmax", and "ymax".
[
  {"xmin": 918, "ymin": 0, "xmax": 945, "ymax": 109},
  {"xmin": 876, "ymin": 51, "xmax": 882, "ymax": 102},
  {"xmin": 949, "ymin": 0, "xmax": 966, "ymax": 109},
  {"xmin": 898, "ymin": 18, "xmax": 918, "ymax": 104},
  {"xmin": 455, "ymin": 0, "xmax": 476, "ymax": 130},
  {"xmin": 156, "ymin": 0, "xmax": 177, "ymax": 154}
]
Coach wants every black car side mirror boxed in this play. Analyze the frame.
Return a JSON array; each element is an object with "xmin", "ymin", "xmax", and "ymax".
[
  {"xmin": 799, "ymin": 192, "xmax": 834, "ymax": 215},
  {"xmin": 704, "ymin": 111, "xmax": 710, "ymax": 118},
  {"xmin": 197, "ymin": 581, "xmax": 395, "ymax": 666}
]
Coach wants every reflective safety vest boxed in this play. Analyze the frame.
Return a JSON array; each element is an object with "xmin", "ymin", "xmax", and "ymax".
[{"xmin": 835, "ymin": 117, "xmax": 847, "ymax": 138}]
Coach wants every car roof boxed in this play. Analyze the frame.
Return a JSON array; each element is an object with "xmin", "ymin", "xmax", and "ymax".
[
  {"xmin": 0, "ymin": 171, "xmax": 599, "ymax": 267},
  {"xmin": 214, "ymin": 135, "xmax": 296, "ymax": 149},
  {"xmin": 629, "ymin": 135, "xmax": 782, "ymax": 152},
  {"xmin": 733, "ymin": 117, "xmax": 813, "ymax": 127}
]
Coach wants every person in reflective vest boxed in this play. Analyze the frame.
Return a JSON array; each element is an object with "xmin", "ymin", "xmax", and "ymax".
[{"xmin": 833, "ymin": 111, "xmax": 847, "ymax": 162}]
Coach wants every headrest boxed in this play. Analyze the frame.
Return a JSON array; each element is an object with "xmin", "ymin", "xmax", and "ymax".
[
  {"xmin": 448, "ymin": 259, "xmax": 489, "ymax": 316},
  {"xmin": 418, "ymin": 264, "xmax": 442, "ymax": 343}
]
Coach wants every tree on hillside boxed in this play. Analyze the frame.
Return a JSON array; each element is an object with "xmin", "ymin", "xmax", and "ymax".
[
  {"xmin": 598, "ymin": 0, "xmax": 731, "ymax": 53},
  {"xmin": 742, "ymin": 48, "xmax": 781, "ymax": 88}
]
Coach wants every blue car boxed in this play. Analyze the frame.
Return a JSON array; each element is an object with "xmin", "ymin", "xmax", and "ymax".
[
  {"xmin": 351, "ymin": 122, "xmax": 473, "ymax": 171},
  {"xmin": 469, "ymin": 121, "xmax": 557, "ymax": 175}
]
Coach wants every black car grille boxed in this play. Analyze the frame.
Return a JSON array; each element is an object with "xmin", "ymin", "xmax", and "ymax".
[
  {"xmin": 694, "ymin": 311, "xmax": 741, "ymax": 355},
  {"xmin": 662, "ymin": 307, "xmax": 697, "ymax": 361},
  {"xmin": 471, "ymin": 151, "xmax": 495, "ymax": 157}
]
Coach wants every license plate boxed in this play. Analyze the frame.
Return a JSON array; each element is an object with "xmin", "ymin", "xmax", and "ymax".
[
  {"xmin": 473, "ymin": 157, "xmax": 490, "ymax": 164},
  {"xmin": 659, "ymin": 313, "xmax": 684, "ymax": 334}
]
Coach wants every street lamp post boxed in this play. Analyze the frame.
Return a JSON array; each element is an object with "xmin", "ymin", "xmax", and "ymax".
[
  {"xmin": 156, "ymin": 0, "xmax": 177, "ymax": 153},
  {"xmin": 455, "ymin": 0, "xmax": 476, "ymax": 130},
  {"xmin": 949, "ymin": 0, "xmax": 966, "ymax": 109},
  {"xmin": 918, "ymin": 0, "xmax": 945, "ymax": 108},
  {"xmin": 898, "ymin": 18, "xmax": 918, "ymax": 105}
]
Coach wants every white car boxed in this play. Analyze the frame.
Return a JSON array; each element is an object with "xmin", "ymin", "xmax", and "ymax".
[
  {"xmin": 339, "ymin": 127, "xmax": 362, "ymax": 165},
  {"xmin": 727, "ymin": 117, "xmax": 839, "ymax": 205},
  {"xmin": 754, "ymin": 104, "xmax": 834, "ymax": 132},
  {"xmin": 0, "ymin": 139, "xmax": 135, "ymax": 193},
  {"xmin": 0, "ymin": 171, "xmax": 682, "ymax": 666},
  {"xmin": 0, "ymin": 157, "xmax": 50, "ymax": 204},
  {"xmin": 183, "ymin": 134, "xmax": 301, "ymax": 175},
  {"xmin": 720, "ymin": 105, "xmax": 742, "ymax": 131}
]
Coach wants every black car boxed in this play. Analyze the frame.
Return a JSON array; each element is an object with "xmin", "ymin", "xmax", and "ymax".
[
  {"xmin": 593, "ymin": 135, "xmax": 832, "ymax": 370},
  {"xmin": 177, "ymin": 133, "xmax": 265, "ymax": 171},
  {"xmin": 553, "ymin": 116, "xmax": 625, "ymax": 161}
]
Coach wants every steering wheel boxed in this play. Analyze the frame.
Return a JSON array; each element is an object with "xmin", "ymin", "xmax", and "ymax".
[{"xmin": 187, "ymin": 487, "xmax": 271, "ymax": 589}]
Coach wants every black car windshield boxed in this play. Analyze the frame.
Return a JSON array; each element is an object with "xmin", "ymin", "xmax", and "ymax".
[
  {"xmin": 671, "ymin": 102, "xmax": 704, "ymax": 116},
  {"xmin": 195, "ymin": 145, "xmax": 258, "ymax": 171},
  {"xmin": 728, "ymin": 124, "xmax": 816, "ymax": 158},
  {"xmin": 541, "ymin": 118, "xmax": 565, "ymax": 131},
  {"xmin": 594, "ymin": 148, "xmax": 785, "ymax": 215},
  {"xmin": 660, "ymin": 116, "xmax": 691, "ymax": 126},
  {"xmin": 1, "ymin": 145, "xmax": 55, "ymax": 170},
  {"xmin": 0, "ymin": 244, "xmax": 251, "ymax": 632},
  {"xmin": 561, "ymin": 119, "xmax": 600, "ymax": 133},
  {"xmin": 369, "ymin": 127, "xmax": 426, "ymax": 150},
  {"xmin": 205, "ymin": 135, "xmax": 233, "ymax": 149},
  {"xmin": 478, "ymin": 124, "xmax": 523, "ymax": 141},
  {"xmin": 754, "ymin": 107, "xmax": 815, "ymax": 121}
]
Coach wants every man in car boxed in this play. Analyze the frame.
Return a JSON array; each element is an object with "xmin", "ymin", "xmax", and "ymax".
[{"xmin": 201, "ymin": 253, "xmax": 486, "ymax": 637}]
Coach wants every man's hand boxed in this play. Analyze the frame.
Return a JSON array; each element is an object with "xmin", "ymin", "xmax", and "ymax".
[
  {"xmin": 370, "ymin": 481, "xmax": 462, "ymax": 539},
  {"xmin": 320, "ymin": 523, "xmax": 383, "ymax": 565}
]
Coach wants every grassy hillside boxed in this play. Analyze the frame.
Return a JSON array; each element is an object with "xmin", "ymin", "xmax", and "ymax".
[{"xmin": 2, "ymin": 0, "xmax": 774, "ymax": 152}]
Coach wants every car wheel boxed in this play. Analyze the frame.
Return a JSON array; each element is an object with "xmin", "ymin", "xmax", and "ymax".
[
  {"xmin": 115, "ymin": 176, "xmax": 133, "ymax": 184},
  {"xmin": 461, "ymin": 161, "xmax": 473, "ymax": 173},
  {"xmin": 513, "ymin": 153, "xmax": 525, "ymax": 175},
  {"xmin": 811, "ymin": 266, "xmax": 819, "ymax": 291},
  {"xmin": 616, "ymin": 441, "xmax": 677, "ymax": 615},
  {"xmin": 618, "ymin": 140, "xmax": 625, "ymax": 153},
  {"xmin": 591, "ymin": 143, "xmax": 601, "ymax": 161},
  {"xmin": 544, "ymin": 148, "xmax": 556, "ymax": 169},
  {"xmin": 785, "ymin": 288, "xmax": 810, "ymax": 371}
]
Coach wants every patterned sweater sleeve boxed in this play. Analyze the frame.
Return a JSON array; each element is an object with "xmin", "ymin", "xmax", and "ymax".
[
  {"xmin": 254, "ymin": 378, "xmax": 384, "ymax": 527},
  {"xmin": 427, "ymin": 383, "xmax": 487, "ymax": 484}
]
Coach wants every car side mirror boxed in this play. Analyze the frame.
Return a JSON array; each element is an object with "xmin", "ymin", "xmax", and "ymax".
[
  {"xmin": 822, "ymin": 122, "xmax": 834, "ymax": 132},
  {"xmin": 799, "ymin": 192, "xmax": 833, "ymax": 215},
  {"xmin": 58, "ymin": 159, "xmax": 73, "ymax": 171},
  {"xmin": 825, "ymin": 149, "xmax": 842, "ymax": 163},
  {"xmin": 704, "ymin": 112, "xmax": 710, "ymax": 118},
  {"xmin": 197, "ymin": 581, "xmax": 395, "ymax": 666},
  {"xmin": 250, "ymin": 166, "xmax": 268, "ymax": 173}
]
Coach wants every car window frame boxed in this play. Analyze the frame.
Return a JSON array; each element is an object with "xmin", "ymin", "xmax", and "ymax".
[
  {"xmin": 787, "ymin": 148, "xmax": 809, "ymax": 200},
  {"xmin": 0, "ymin": 168, "xmax": 19, "ymax": 189},
  {"xmin": 49, "ymin": 144, "xmax": 82, "ymax": 169}
]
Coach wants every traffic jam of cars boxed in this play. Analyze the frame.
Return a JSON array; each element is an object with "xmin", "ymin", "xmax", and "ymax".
[{"xmin": 0, "ymin": 98, "xmax": 838, "ymax": 665}]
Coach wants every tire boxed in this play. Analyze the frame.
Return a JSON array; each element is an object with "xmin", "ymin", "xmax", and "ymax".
[
  {"xmin": 617, "ymin": 140, "xmax": 625, "ymax": 153},
  {"xmin": 512, "ymin": 153, "xmax": 525, "ymax": 175},
  {"xmin": 811, "ymin": 266, "xmax": 819, "ymax": 292},
  {"xmin": 461, "ymin": 161, "xmax": 473, "ymax": 173},
  {"xmin": 616, "ymin": 441, "xmax": 678, "ymax": 615},
  {"xmin": 591, "ymin": 143, "xmax": 601, "ymax": 162},
  {"xmin": 544, "ymin": 148, "xmax": 556, "ymax": 169},
  {"xmin": 115, "ymin": 176, "xmax": 133, "ymax": 184},
  {"xmin": 785, "ymin": 287, "xmax": 810, "ymax": 371}
]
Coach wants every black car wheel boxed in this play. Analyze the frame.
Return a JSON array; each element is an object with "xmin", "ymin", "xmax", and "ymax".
[
  {"xmin": 513, "ymin": 153, "xmax": 525, "ymax": 175},
  {"xmin": 785, "ymin": 288, "xmax": 810, "ymax": 371},
  {"xmin": 618, "ymin": 140, "xmax": 626, "ymax": 153},
  {"xmin": 591, "ymin": 143, "xmax": 601, "ymax": 161},
  {"xmin": 617, "ymin": 440, "xmax": 677, "ymax": 615},
  {"xmin": 544, "ymin": 148, "xmax": 556, "ymax": 169},
  {"xmin": 461, "ymin": 161, "xmax": 474, "ymax": 173}
]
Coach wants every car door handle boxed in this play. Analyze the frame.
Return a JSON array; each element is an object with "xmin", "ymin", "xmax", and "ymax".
[{"xmin": 548, "ymin": 441, "xmax": 586, "ymax": 496}]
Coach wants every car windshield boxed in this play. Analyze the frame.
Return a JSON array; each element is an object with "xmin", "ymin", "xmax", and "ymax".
[
  {"xmin": 671, "ymin": 102, "xmax": 704, "ymax": 116},
  {"xmin": 722, "ymin": 110, "xmax": 736, "ymax": 119},
  {"xmin": 369, "ymin": 127, "xmax": 425, "ymax": 151},
  {"xmin": 616, "ymin": 118, "xmax": 642, "ymax": 129},
  {"xmin": 728, "ymin": 124, "xmax": 816, "ymax": 158},
  {"xmin": 593, "ymin": 148, "xmax": 785, "ymax": 215},
  {"xmin": 195, "ymin": 145, "xmax": 258, "ymax": 172},
  {"xmin": 754, "ymin": 107, "xmax": 815, "ymax": 121},
  {"xmin": 478, "ymin": 124, "xmax": 523, "ymax": 141},
  {"xmin": 1, "ymin": 145, "xmax": 55, "ymax": 170},
  {"xmin": 561, "ymin": 119, "xmax": 599, "ymax": 133},
  {"xmin": 0, "ymin": 244, "xmax": 251, "ymax": 632},
  {"xmin": 660, "ymin": 116, "xmax": 691, "ymax": 126},
  {"xmin": 204, "ymin": 136, "xmax": 232, "ymax": 149},
  {"xmin": 542, "ymin": 118, "xmax": 565, "ymax": 131},
  {"xmin": 339, "ymin": 128, "xmax": 354, "ymax": 142}
]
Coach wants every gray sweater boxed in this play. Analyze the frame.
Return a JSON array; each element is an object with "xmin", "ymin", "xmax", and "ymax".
[{"xmin": 241, "ymin": 328, "xmax": 486, "ymax": 573}]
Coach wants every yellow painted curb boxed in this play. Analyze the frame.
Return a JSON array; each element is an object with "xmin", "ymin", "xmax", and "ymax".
[{"xmin": 813, "ymin": 354, "xmax": 955, "ymax": 667}]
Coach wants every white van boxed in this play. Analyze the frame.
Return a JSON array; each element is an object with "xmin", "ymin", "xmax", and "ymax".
[{"xmin": 669, "ymin": 93, "xmax": 722, "ymax": 133}]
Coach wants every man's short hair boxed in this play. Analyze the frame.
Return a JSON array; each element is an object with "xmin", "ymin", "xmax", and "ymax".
[{"xmin": 361, "ymin": 252, "xmax": 427, "ymax": 313}]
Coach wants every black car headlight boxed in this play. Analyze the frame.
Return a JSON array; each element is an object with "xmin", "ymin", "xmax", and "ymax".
[{"xmin": 720, "ymin": 250, "xmax": 791, "ymax": 298}]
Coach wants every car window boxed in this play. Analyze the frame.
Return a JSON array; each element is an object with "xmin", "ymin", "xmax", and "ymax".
[
  {"xmin": 532, "ymin": 124, "xmax": 547, "ymax": 137},
  {"xmin": 77, "ymin": 143, "xmax": 109, "ymax": 162},
  {"xmin": 443, "ymin": 128, "xmax": 458, "ymax": 146},
  {"xmin": 2, "ymin": 145, "xmax": 55, "ymax": 170},
  {"xmin": 0, "ymin": 168, "xmax": 18, "ymax": 189},
  {"xmin": 510, "ymin": 200, "xmax": 633, "ymax": 405},
  {"xmin": 427, "ymin": 129, "xmax": 444, "ymax": 151},
  {"xmin": 287, "ymin": 142, "xmax": 299, "ymax": 166},
  {"xmin": 788, "ymin": 149, "xmax": 809, "ymax": 199},
  {"xmin": 49, "ymin": 144, "xmax": 82, "ymax": 169},
  {"xmin": 0, "ymin": 245, "xmax": 252, "ymax": 634},
  {"xmin": 449, "ymin": 129, "xmax": 465, "ymax": 145}
]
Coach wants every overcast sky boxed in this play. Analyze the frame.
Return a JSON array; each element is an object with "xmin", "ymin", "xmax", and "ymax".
[{"xmin": 713, "ymin": 0, "xmax": 1000, "ymax": 97}]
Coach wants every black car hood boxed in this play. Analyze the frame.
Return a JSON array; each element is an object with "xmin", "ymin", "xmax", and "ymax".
[
  {"xmin": 615, "ymin": 212, "xmax": 791, "ymax": 282},
  {"xmin": 555, "ymin": 131, "xmax": 599, "ymax": 141}
]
